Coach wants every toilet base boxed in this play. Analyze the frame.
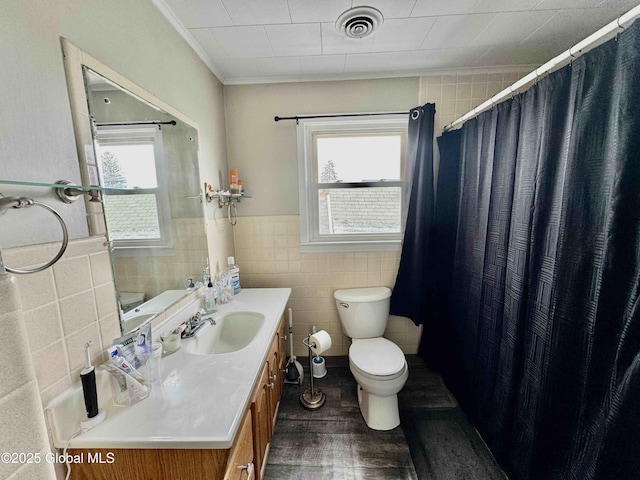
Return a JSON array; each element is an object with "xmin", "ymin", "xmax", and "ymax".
[{"xmin": 357, "ymin": 384, "xmax": 400, "ymax": 431}]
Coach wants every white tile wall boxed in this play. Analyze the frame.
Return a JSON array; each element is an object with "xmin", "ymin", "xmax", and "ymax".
[
  {"xmin": 0, "ymin": 276, "xmax": 56, "ymax": 480},
  {"xmin": 420, "ymin": 70, "xmax": 531, "ymax": 134},
  {"xmin": 3, "ymin": 237, "xmax": 120, "ymax": 407},
  {"xmin": 233, "ymin": 215, "xmax": 422, "ymax": 357},
  {"xmin": 113, "ymin": 218, "xmax": 210, "ymax": 301},
  {"xmin": 420, "ymin": 70, "xmax": 531, "ymax": 179},
  {"xmin": 2, "ymin": 222, "xmax": 233, "ymax": 406}
]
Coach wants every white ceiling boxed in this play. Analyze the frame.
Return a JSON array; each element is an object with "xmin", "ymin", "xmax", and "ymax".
[{"xmin": 152, "ymin": 0, "xmax": 639, "ymax": 84}]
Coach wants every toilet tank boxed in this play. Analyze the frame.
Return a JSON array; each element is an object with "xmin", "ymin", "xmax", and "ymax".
[{"xmin": 334, "ymin": 287, "xmax": 392, "ymax": 338}]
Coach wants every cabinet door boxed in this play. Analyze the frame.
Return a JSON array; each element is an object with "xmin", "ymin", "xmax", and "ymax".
[
  {"xmin": 251, "ymin": 361, "xmax": 271, "ymax": 479},
  {"xmin": 276, "ymin": 317, "xmax": 286, "ymax": 401},
  {"xmin": 224, "ymin": 411, "xmax": 254, "ymax": 480},
  {"xmin": 267, "ymin": 333, "xmax": 280, "ymax": 432}
]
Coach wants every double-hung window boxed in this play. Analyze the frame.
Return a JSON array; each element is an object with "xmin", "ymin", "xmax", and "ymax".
[
  {"xmin": 95, "ymin": 125, "xmax": 173, "ymax": 253},
  {"xmin": 297, "ymin": 116, "xmax": 407, "ymax": 252}
]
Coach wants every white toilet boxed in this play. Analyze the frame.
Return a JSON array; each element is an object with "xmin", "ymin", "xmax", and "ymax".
[{"xmin": 334, "ymin": 286, "xmax": 408, "ymax": 431}]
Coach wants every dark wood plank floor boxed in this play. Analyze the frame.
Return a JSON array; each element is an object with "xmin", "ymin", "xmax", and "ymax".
[{"xmin": 265, "ymin": 355, "xmax": 506, "ymax": 480}]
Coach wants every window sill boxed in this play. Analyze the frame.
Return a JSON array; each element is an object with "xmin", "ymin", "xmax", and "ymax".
[{"xmin": 300, "ymin": 240, "xmax": 401, "ymax": 254}]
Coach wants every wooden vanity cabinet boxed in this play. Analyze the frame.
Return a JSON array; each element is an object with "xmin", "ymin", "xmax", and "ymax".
[
  {"xmin": 224, "ymin": 410, "xmax": 255, "ymax": 480},
  {"xmin": 68, "ymin": 409, "xmax": 254, "ymax": 480},
  {"xmin": 250, "ymin": 360, "xmax": 272, "ymax": 479},
  {"xmin": 251, "ymin": 315, "xmax": 286, "ymax": 480},
  {"xmin": 67, "ymin": 315, "xmax": 286, "ymax": 480},
  {"xmin": 268, "ymin": 318, "xmax": 286, "ymax": 431}
]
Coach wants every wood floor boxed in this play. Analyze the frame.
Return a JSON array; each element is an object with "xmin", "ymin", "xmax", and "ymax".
[{"xmin": 264, "ymin": 355, "xmax": 507, "ymax": 480}]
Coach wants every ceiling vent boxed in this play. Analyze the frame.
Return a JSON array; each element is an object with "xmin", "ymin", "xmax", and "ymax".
[{"xmin": 335, "ymin": 6, "xmax": 384, "ymax": 39}]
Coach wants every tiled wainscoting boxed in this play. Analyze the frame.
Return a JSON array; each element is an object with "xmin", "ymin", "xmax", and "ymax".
[
  {"xmin": 233, "ymin": 215, "xmax": 422, "ymax": 358},
  {"xmin": 3, "ymin": 237, "xmax": 121, "ymax": 407},
  {"xmin": 0, "ymin": 276, "xmax": 56, "ymax": 480},
  {"xmin": 1, "ymin": 221, "xmax": 232, "ymax": 479},
  {"xmin": 419, "ymin": 71, "xmax": 531, "ymax": 135},
  {"xmin": 113, "ymin": 218, "xmax": 209, "ymax": 301},
  {"xmin": 2, "ymin": 229, "xmax": 233, "ymax": 408}
]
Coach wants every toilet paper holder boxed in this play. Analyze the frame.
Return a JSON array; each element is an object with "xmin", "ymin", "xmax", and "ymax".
[{"xmin": 300, "ymin": 334, "xmax": 327, "ymax": 410}]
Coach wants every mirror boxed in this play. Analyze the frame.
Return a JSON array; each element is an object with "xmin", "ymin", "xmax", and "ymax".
[{"xmin": 83, "ymin": 68, "xmax": 208, "ymax": 334}]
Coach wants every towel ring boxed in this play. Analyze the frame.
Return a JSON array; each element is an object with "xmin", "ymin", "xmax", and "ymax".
[{"xmin": 0, "ymin": 196, "xmax": 69, "ymax": 274}]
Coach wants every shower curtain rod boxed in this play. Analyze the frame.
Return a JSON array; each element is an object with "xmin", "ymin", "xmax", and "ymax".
[
  {"xmin": 274, "ymin": 111, "xmax": 409, "ymax": 123},
  {"xmin": 94, "ymin": 120, "xmax": 177, "ymax": 127},
  {"xmin": 444, "ymin": 5, "xmax": 640, "ymax": 132}
]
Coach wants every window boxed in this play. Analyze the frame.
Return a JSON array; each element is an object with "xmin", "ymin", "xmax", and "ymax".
[
  {"xmin": 297, "ymin": 116, "xmax": 407, "ymax": 252},
  {"xmin": 95, "ymin": 126, "xmax": 173, "ymax": 252}
]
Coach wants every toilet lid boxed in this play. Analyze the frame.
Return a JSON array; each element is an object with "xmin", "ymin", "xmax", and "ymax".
[{"xmin": 349, "ymin": 338, "xmax": 405, "ymax": 376}]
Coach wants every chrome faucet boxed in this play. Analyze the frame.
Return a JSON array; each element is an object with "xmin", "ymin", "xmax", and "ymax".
[{"xmin": 181, "ymin": 312, "xmax": 216, "ymax": 338}]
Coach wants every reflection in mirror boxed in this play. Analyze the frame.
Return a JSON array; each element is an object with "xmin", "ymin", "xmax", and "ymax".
[{"xmin": 83, "ymin": 68, "xmax": 207, "ymax": 334}]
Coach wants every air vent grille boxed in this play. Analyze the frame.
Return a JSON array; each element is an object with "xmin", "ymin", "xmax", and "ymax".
[{"xmin": 335, "ymin": 7, "xmax": 384, "ymax": 39}]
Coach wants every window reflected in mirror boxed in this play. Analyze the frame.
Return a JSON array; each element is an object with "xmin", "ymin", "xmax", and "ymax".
[{"xmin": 83, "ymin": 67, "xmax": 207, "ymax": 334}]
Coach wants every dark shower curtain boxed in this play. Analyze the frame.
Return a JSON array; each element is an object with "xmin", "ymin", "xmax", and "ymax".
[
  {"xmin": 420, "ymin": 22, "xmax": 640, "ymax": 480},
  {"xmin": 390, "ymin": 103, "xmax": 435, "ymax": 326}
]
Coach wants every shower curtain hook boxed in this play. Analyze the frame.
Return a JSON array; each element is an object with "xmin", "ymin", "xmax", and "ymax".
[
  {"xmin": 614, "ymin": 16, "xmax": 624, "ymax": 41},
  {"xmin": 532, "ymin": 68, "xmax": 542, "ymax": 86}
]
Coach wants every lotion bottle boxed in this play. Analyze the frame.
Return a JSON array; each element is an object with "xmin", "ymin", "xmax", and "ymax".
[{"xmin": 227, "ymin": 256, "xmax": 241, "ymax": 295}]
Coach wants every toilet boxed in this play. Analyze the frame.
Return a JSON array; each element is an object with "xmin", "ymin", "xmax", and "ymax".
[{"xmin": 334, "ymin": 286, "xmax": 408, "ymax": 431}]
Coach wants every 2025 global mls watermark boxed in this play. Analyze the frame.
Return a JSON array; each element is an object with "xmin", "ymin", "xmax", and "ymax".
[{"xmin": 1, "ymin": 452, "xmax": 115, "ymax": 464}]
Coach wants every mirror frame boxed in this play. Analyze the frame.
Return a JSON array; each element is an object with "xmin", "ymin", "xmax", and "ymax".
[{"xmin": 61, "ymin": 38, "xmax": 203, "ymax": 330}]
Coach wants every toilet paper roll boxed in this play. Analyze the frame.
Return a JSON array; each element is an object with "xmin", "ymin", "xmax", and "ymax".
[{"xmin": 309, "ymin": 330, "xmax": 332, "ymax": 356}]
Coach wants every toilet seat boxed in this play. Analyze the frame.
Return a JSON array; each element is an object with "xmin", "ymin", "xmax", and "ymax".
[
  {"xmin": 349, "ymin": 338, "xmax": 406, "ymax": 377},
  {"xmin": 350, "ymin": 360, "xmax": 407, "ymax": 382}
]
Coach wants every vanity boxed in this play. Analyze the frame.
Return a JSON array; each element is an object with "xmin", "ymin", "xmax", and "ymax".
[{"xmin": 58, "ymin": 288, "xmax": 290, "ymax": 480}]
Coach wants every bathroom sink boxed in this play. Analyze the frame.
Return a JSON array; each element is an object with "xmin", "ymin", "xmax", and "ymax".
[{"xmin": 183, "ymin": 311, "xmax": 265, "ymax": 355}]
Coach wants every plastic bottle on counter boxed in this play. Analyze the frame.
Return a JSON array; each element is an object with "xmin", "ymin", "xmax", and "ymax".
[
  {"xmin": 204, "ymin": 278, "xmax": 217, "ymax": 313},
  {"xmin": 227, "ymin": 256, "xmax": 241, "ymax": 295},
  {"xmin": 230, "ymin": 168, "xmax": 239, "ymax": 194}
]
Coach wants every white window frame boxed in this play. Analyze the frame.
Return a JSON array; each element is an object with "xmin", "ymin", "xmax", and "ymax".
[
  {"xmin": 95, "ymin": 125, "xmax": 174, "ymax": 256},
  {"xmin": 297, "ymin": 115, "xmax": 407, "ymax": 253}
]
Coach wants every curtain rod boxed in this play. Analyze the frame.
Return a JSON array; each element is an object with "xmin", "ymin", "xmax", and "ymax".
[
  {"xmin": 274, "ymin": 111, "xmax": 409, "ymax": 124},
  {"xmin": 94, "ymin": 120, "xmax": 177, "ymax": 127},
  {"xmin": 444, "ymin": 5, "xmax": 640, "ymax": 132}
]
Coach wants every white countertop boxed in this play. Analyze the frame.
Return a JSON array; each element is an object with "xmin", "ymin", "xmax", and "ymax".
[{"xmin": 68, "ymin": 288, "xmax": 291, "ymax": 450}]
